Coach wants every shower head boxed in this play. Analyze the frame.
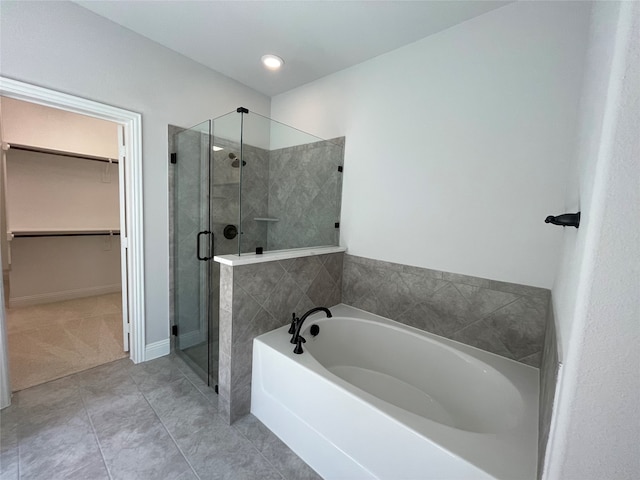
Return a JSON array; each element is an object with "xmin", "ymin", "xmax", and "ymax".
[{"xmin": 229, "ymin": 152, "xmax": 246, "ymax": 168}]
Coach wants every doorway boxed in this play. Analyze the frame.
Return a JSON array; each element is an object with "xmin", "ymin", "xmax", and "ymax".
[
  {"xmin": 2, "ymin": 97, "xmax": 127, "ymax": 390},
  {"xmin": 0, "ymin": 77, "xmax": 145, "ymax": 406}
]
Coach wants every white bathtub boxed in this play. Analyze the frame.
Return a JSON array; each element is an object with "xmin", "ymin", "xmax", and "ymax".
[{"xmin": 251, "ymin": 304, "xmax": 539, "ymax": 480}]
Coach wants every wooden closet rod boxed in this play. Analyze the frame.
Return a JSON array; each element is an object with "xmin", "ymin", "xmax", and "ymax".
[{"xmin": 8, "ymin": 144, "xmax": 119, "ymax": 164}]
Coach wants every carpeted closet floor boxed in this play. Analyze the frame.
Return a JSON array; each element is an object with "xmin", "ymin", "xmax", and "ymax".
[{"xmin": 5, "ymin": 293, "xmax": 127, "ymax": 391}]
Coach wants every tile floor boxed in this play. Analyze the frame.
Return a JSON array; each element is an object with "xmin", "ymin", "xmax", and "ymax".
[
  {"xmin": 6, "ymin": 293, "xmax": 127, "ymax": 391},
  {"xmin": 0, "ymin": 354, "xmax": 321, "ymax": 480}
]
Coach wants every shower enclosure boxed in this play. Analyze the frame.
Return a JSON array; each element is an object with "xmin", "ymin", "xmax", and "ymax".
[{"xmin": 172, "ymin": 108, "xmax": 344, "ymax": 388}]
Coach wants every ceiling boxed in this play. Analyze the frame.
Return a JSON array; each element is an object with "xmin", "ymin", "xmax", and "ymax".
[{"xmin": 75, "ymin": 1, "xmax": 511, "ymax": 97}]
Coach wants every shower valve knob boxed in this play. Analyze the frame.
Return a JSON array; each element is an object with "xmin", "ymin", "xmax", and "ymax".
[{"xmin": 223, "ymin": 224, "xmax": 238, "ymax": 239}]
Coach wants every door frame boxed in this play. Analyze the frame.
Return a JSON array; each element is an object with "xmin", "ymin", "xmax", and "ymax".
[{"xmin": 0, "ymin": 77, "xmax": 146, "ymax": 366}]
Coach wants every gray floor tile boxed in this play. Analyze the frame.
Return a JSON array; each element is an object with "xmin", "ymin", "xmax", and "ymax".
[
  {"xmin": 0, "ymin": 405, "xmax": 18, "ymax": 448},
  {"xmin": 177, "ymin": 421, "xmax": 283, "ymax": 480},
  {"xmin": 75, "ymin": 357, "xmax": 134, "ymax": 388},
  {"xmin": 18, "ymin": 398, "xmax": 88, "ymax": 441},
  {"xmin": 56, "ymin": 458, "xmax": 110, "ymax": 480},
  {"xmin": 5, "ymin": 353, "xmax": 316, "ymax": 480},
  {"xmin": 85, "ymin": 388, "xmax": 158, "ymax": 435},
  {"xmin": 0, "ymin": 445, "xmax": 19, "ymax": 480},
  {"xmin": 98, "ymin": 414, "xmax": 196, "ymax": 480},
  {"xmin": 129, "ymin": 356, "xmax": 187, "ymax": 394},
  {"xmin": 234, "ymin": 415, "xmax": 321, "ymax": 480},
  {"xmin": 182, "ymin": 368, "xmax": 219, "ymax": 405},
  {"xmin": 233, "ymin": 414, "xmax": 275, "ymax": 451},
  {"xmin": 14, "ymin": 375, "xmax": 80, "ymax": 410},
  {"xmin": 19, "ymin": 415, "xmax": 102, "ymax": 480},
  {"xmin": 144, "ymin": 377, "xmax": 221, "ymax": 441},
  {"xmin": 78, "ymin": 367, "xmax": 139, "ymax": 404},
  {"xmin": 261, "ymin": 440, "xmax": 322, "ymax": 480}
]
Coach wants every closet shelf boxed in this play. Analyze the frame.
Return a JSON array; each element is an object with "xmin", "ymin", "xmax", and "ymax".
[{"xmin": 9, "ymin": 228, "xmax": 120, "ymax": 238}]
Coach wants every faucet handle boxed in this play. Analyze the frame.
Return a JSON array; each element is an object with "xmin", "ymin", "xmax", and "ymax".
[
  {"xmin": 288, "ymin": 312, "xmax": 298, "ymax": 335},
  {"xmin": 293, "ymin": 335, "xmax": 306, "ymax": 354}
]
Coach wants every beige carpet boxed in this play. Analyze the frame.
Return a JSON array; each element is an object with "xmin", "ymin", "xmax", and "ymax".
[{"xmin": 6, "ymin": 293, "xmax": 127, "ymax": 392}]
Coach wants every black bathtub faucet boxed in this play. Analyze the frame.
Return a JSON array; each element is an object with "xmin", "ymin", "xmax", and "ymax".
[{"xmin": 290, "ymin": 307, "xmax": 332, "ymax": 354}]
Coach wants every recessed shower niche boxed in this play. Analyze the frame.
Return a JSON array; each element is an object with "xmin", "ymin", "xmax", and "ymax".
[{"xmin": 171, "ymin": 108, "xmax": 344, "ymax": 387}]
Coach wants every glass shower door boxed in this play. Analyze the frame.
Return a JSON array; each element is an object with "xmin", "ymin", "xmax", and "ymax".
[{"xmin": 173, "ymin": 120, "xmax": 214, "ymax": 385}]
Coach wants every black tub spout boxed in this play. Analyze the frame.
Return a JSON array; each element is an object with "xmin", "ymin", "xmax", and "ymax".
[
  {"xmin": 290, "ymin": 307, "xmax": 332, "ymax": 346},
  {"xmin": 545, "ymin": 212, "xmax": 581, "ymax": 228}
]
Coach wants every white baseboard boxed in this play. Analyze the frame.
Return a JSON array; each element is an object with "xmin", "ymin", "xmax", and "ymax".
[
  {"xmin": 145, "ymin": 339, "xmax": 170, "ymax": 361},
  {"xmin": 178, "ymin": 330, "xmax": 206, "ymax": 349},
  {"xmin": 9, "ymin": 284, "xmax": 122, "ymax": 308}
]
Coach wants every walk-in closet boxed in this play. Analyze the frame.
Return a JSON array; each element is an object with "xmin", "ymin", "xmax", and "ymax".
[{"xmin": 0, "ymin": 97, "xmax": 127, "ymax": 391}]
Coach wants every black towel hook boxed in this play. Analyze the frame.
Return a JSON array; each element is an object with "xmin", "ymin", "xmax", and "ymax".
[{"xmin": 545, "ymin": 212, "xmax": 581, "ymax": 228}]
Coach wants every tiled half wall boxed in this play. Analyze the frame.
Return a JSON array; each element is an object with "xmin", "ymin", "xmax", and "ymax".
[
  {"xmin": 218, "ymin": 253, "xmax": 343, "ymax": 424},
  {"xmin": 217, "ymin": 252, "xmax": 550, "ymax": 423},
  {"xmin": 343, "ymin": 254, "xmax": 550, "ymax": 367}
]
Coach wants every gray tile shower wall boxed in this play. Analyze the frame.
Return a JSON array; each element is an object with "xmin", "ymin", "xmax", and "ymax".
[
  {"xmin": 207, "ymin": 136, "xmax": 344, "ymax": 254},
  {"xmin": 538, "ymin": 299, "xmax": 559, "ymax": 478},
  {"xmin": 210, "ymin": 140, "xmax": 270, "ymax": 255},
  {"xmin": 267, "ymin": 138, "xmax": 344, "ymax": 251},
  {"xmin": 342, "ymin": 254, "xmax": 550, "ymax": 367},
  {"xmin": 218, "ymin": 253, "xmax": 344, "ymax": 424},
  {"xmin": 237, "ymin": 144, "xmax": 270, "ymax": 253}
]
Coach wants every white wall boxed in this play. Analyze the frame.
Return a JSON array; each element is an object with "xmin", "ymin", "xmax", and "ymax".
[
  {"xmin": 4, "ymin": 148, "xmax": 121, "ymax": 306},
  {"xmin": 0, "ymin": 1, "xmax": 271, "ymax": 345},
  {"xmin": 1, "ymin": 96, "xmax": 119, "ymax": 158},
  {"xmin": 545, "ymin": 2, "xmax": 640, "ymax": 478},
  {"xmin": 272, "ymin": 1, "xmax": 591, "ymax": 288},
  {"xmin": 5, "ymin": 150, "xmax": 120, "ymax": 232},
  {"xmin": 9, "ymin": 236, "xmax": 122, "ymax": 305},
  {"xmin": 551, "ymin": 0, "xmax": 624, "ymax": 359}
]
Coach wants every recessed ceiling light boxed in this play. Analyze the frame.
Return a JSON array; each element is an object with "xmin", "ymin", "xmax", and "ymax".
[{"xmin": 261, "ymin": 54, "xmax": 284, "ymax": 71}]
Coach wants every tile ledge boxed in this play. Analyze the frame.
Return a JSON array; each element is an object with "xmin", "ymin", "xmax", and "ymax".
[{"xmin": 214, "ymin": 246, "xmax": 346, "ymax": 266}]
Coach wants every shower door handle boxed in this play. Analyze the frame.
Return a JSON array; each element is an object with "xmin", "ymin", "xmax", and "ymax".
[{"xmin": 197, "ymin": 231, "xmax": 213, "ymax": 261}]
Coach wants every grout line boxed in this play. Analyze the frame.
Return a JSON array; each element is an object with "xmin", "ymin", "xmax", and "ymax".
[
  {"xmin": 255, "ymin": 446, "xmax": 288, "ymax": 480},
  {"xmin": 429, "ymin": 279, "xmax": 450, "ymax": 296},
  {"xmin": 138, "ymin": 369, "xmax": 202, "ymax": 480},
  {"xmin": 480, "ymin": 295, "xmax": 522, "ymax": 321},
  {"xmin": 78, "ymin": 393, "xmax": 114, "ymax": 480},
  {"xmin": 180, "ymin": 368, "xmax": 217, "ymax": 404},
  {"xmin": 231, "ymin": 418, "xmax": 287, "ymax": 480}
]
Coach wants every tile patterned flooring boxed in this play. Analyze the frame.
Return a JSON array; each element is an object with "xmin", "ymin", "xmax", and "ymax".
[
  {"xmin": 6, "ymin": 294, "xmax": 127, "ymax": 391},
  {"xmin": 0, "ymin": 354, "xmax": 321, "ymax": 480}
]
